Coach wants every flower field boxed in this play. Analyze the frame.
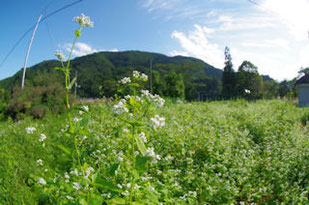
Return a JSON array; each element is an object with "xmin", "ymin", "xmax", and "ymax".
[{"xmin": 0, "ymin": 99, "xmax": 308, "ymax": 204}]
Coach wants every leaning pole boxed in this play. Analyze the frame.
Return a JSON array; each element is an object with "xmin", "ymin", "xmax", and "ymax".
[{"xmin": 21, "ymin": 13, "xmax": 43, "ymax": 89}]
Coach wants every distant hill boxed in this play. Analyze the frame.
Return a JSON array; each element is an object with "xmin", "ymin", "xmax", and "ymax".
[{"xmin": 0, "ymin": 51, "xmax": 223, "ymax": 99}]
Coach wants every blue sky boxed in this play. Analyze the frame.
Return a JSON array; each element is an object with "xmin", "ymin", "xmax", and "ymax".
[{"xmin": 1, "ymin": 0, "xmax": 309, "ymax": 81}]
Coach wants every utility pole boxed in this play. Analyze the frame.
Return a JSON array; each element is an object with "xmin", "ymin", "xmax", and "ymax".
[
  {"xmin": 21, "ymin": 13, "xmax": 43, "ymax": 89},
  {"xmin": 74, "ymin": 71, "xmax": 81, "ymax": 97},
  {"xmin": 149, "ymin": 58, "xmax": 153, "ymax": 94}
]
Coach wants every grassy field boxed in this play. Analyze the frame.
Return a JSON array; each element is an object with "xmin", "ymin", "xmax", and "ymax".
[{"xmin": 0, "ymin": 100, "xmax": 308, "ymax": 204}]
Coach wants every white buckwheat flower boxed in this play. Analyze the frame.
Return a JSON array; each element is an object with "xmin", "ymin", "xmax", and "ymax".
[
  {"xmin": 150, "ymin": 115, "xmax": 165, "ymax": 129},
  {"xmin": 133, "ymin": 71, "xmax": 140, "ymax": 78},
  {"xmin": 39, "ymin": 134, "xmax": 46, "ymax": 142},
  {"xmin": 146, "ymin": 147, "xmax": 161, "ymax": 163},
  {"xmin": 55, "ymin": 50, "xmax": 65, "ymax": 61},
  {"xmin": 37, "ymin": 159, "xmax": 43, "ymax": 166},
  {"xmin": 37, "ymin": 178, "xmax": 46, "ymax": 185},
  {"xmin": 113, "ymin": 99, "xmax": 128, "ymax": 114},
  {"xmin": 73, "ymin": 182, "xmax": 82, "ymax": 190},
  {"xmin": 119, "ymin": 77, "xmax": 131, "ymax": 84},
  {"xmin": 26, "ymin": 127, "xmax": 36, "ymax": 134},
  {"xmin": 74, "ymin": 13, "xmax": 94, "ymax": 28},
  {"xmin": 140, "ymin": 73, "xmax": 148, "ymax": 81},
  {"xmin": 82, "ymin": 105, "xmax": 89, "ymax": 112},
  {"xmin": 139, "ymin": 132, "xmax": 147, "ymax": 143}
]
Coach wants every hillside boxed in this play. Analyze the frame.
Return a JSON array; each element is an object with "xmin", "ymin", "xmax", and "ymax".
[{"xmin": 0, "ymin": 51, "xmax": 223, "ymax": 100}]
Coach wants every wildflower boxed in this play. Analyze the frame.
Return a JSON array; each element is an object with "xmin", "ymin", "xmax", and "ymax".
[
  {"xmin": 73, "ymin": 118, "xmax": 81, "ymax": 122},
  {"xmin": 245, "ymin": 89, "xmax": 251, "ymax": 94},
  {"xmin": 124, "ymin": 95, "xmax": 131, "ymax": 100},
  {"xmin": 146, "ymin": 147, "xmax": 161, "ymax": 163},
  {"xmin": 133, "ymin": 71, "xmax": 140, "ymax": 78},
  {"xmin": 149, "ymin": 186, "xmax": 155, "ymax": 192},
  {"xmin": 82, "ymin": 105, "xmax": 89, "ymax": 112},
  {"xmin": 140, "ymin": 73, "xmax": 148, "ymax": 81},
  {"xmin": 150, "ymin": 115, "xmax": 165, "ymax": 129},
  {"xmin": 73, "ymin": 13, "xmax": 94, "ymax": 28},
  {"xmin": 119, "ymin": 77, "xmax": 131, "ymax": 84},
  {"xmin": 85, "ymin": 167, "xmax": 95, "ymax": 177},
  {"xmin": 37, "ymin": 178, "xmax": 46, "ymax": 185},
  {"xmin": 73, "ymin": 182, "xmax": 82, "ymax": 190},
  {"xmin": 55, "ymin": 50, "xmax": 65, "ymax": 61},
  {"xmin": 66, "ymin": 196, "xmax": 74, "ymax": 200},
  {"xmin": 139, "ymin": 132, "xmax": 147, "ymax": 143},
  {"xmin": 37, "ymin": 159, "xmax": 43, "ymax": 166},
  {"xmin": 39, "ymin": 134, "xmax": 46, "ymax": 142},
  {"xmin": 64, "ymin": 172, "xmax": 70, "ymax": 179},
  {"xmin": 26, "ymin": 127, "xmax": 36, "ymax": 134},
  {"xmin": 113, "ymin": 99, "xmax": 128, "ymax": 114},
  {"xmin": 70, "ymin": 169, "xmax": 79, "ymax": 176}
]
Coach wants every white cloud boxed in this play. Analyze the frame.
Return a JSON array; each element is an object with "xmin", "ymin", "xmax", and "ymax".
[
  {"xmin": 61, "ymin": 42, "xmax": 118, "ymax": 57},
  {"xmin": 261, "ymin": 0, "xmax": 309, "ymax": 40},
  {"xmin": 62, "ymin": 42, "xmax": 98, "ymax": 57},
  {"xmin": 170, "ymin": 24, "xmax": 224, "ymax": 68}
]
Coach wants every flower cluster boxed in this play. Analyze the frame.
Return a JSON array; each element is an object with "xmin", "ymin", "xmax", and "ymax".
[
  {"xmin": 141, "ymin": 90, "xmax": 165, "ymax": 107},
  {"xmin": 139, "ymin": 132, "xmax": 147, "ymax": 143},
  {"xmin": 73, "ymin": 13, "xmax": 94, "ymax": 28},
  {"xmin": 133, "ymin": 71, "xmax": 148, "ymax": 81},
  {"xmin": 26, "ymin": 127, "xmax": 36, "ymax": 134},
  {"xmin": 39, "ymin": 134, "xmax": 47, "ymax": 142},
  {"xmin": 150, "ymin": 115, "xmax": 165, "ymax": 129},
  {"xmin": 146, "ymin": 147, "xmax": 161, "ymax": 163},
  {"xmin": 245, "ymin": 89, "xmax": 251, "ymax": 94},
  {"xmin": 114, "ymin": 99, "xmax": 128, "ymax": 114},
  {"xmin": 55, "ymin": 50, "xmax": 65, "ymax": 61},
  {"xmin": 119, "ymin": 77, "xmax": 131, "ymax": 84}
]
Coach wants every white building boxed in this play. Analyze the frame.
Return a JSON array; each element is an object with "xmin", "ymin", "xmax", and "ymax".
[{"xmin": 296, "ymin": 74, "xmax": 309, "ymax": 107}]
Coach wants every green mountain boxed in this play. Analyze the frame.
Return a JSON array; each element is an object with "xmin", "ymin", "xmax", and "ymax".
[{"xmin": 0, "ymin": 51, "xmax": 223, "ymax": 100}]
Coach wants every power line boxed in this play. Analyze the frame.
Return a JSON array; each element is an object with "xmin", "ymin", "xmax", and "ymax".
[{"xmin": 0, "ymin": 0, "xmax": 84, "ymax": 68}]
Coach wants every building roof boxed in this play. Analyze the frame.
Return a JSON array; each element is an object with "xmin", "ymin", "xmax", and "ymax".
[{"xmin": 296, "ymin": 74, "xmax": 309, "ymax": 85}]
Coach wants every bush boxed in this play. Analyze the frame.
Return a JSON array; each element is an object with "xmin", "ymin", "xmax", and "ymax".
[
  {"xmin": 6, "ymin": 83, "xmax": 73, "ymax": 120},
  {"xmin": 301, "ymin": 112, "xmax": 309, "ymax": 126}
]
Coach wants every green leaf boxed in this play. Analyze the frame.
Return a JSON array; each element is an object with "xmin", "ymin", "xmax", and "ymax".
[
  {"xmin": 67, "ymin": 77, "xmax": 77, "ymax": 90},
  {"xmin": 106, "ymin": 163, "xmax": 120, "ymax": 177},
  {"xmin": 75, "ymin": 29, "xmax": 81, "ymax": 37},
  {"xmin": 135, "ymin": 134, "xmax": 146, "ymax": 155},
  {"xmin": 53, "ymin": 66, "xmax": 65, "ymax": 72},
  {"xmin": 94, "ymin": 177, "xmax": 122, "ymax": 193},
  {"xmin": 57, "ymin": 145, "xmax": 71, "ymax": 156},
  {"xmin": 135, "ymin": 156, "xmax": 151, "ymax": 175},
  {"xmin": 90, "ymin": 194, "xmax": 104, "ymax": 205}
]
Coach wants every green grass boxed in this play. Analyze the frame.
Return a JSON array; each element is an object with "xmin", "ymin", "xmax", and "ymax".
[{"xmin": 0, "ymin": 100, "xmax": 308, "ymax": 204}]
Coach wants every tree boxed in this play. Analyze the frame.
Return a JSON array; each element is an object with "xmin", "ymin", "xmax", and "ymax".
[
  {"xmin": 164, "ymin": 72, "xmax": 185, "ymax": 99},
  {"xmin": 221, "ymin": 46, "xmax": 236, "ymax": 99},
  {"xmin": 236, "ymin": 60, "xmax": 263, "ymax": 100}
]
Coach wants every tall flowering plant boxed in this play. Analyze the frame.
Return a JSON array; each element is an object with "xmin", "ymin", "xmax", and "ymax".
[{"xmin": 114, "ymin": 71, "xmax": 165, "ymax": 204}]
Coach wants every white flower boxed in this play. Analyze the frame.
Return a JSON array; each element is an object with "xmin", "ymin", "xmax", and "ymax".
[
  {"xmin": 70, "ymin": 169, "xmax": 79, "ymax": 176},
  {"xmin": 26, "ymin": 127, "xmax": 36, "ymax": 134},
  {"xmin": 39, "ymin": 134, "xmax": 46, "ymax": 142},
  {"xmin": 124, "ymin": 95, "xmax": 131, "ymax": 100},
  {"xmin": 37, "ymin": 159, "xmax": 43, "ymax": 166},
  {"xmin": 133, "ymin": 71, "xmax": 140, "ymax": 78},
  {"xmin": 139, "ymin": 132, "xmax": 147, "ymax": 143},
  {"xmin": 85, "ymin": 167, "xmax": 95, "ymax": 177},
  {"xmin": 113, "ymin": 99, "xmax": 128, "ymax": 114},
  {"xmin": 66, "ymin": 196, "xmax": 74, "ymax": 200},
  {"xmin": 140, "ymin": 73, "xmax": 148, "ymax": 81},
  {"xmin": 37, "ymin": 178, "xmax": 46, "ymax": 185},
  {"xmin": 146, "ymin": 147, "xmax": 161, "ymax": 163},
  {"xmin": 150, "ymin": 115, "xmax": 165, "ymax": 129},
  {"xmin": 73, "ymin": 118, "xmax": 81, "ymax": 122},
  {"xmin": 73, "ymin": 182, "xmax": 82, "ymax": 190},
  {"xmin": 55, "ymin": 50, "xmax": 65, "ymax": 61},
  {"xmin": 141, "ymin": 90, "xmax": 165, "ymax": 107},
  {"xmin": 82, "ymin": 105, "xmax": 89, "ymax": 112},
  {"xmin": 119, "ymin": 77, "xmax": 131, "ymax": 84},
  {"xmin": 245, "ymin": 89, "xmax": 251, "ymax": 94},
  {"xmin": 64, "ymin": 172, "xmax": 70, "ymax": 179},
  {"xmin": 73, "ymin": 13, "xmax": 94, "ymax": 27},
  {"xmin": 149, "ymin": 186, "xmax": 155, "ymax": 192}
]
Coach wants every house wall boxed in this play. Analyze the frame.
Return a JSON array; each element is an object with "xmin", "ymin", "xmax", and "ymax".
[{"xmin": 298, "ymin": 84, "xmax": 309, "ymax": 107}]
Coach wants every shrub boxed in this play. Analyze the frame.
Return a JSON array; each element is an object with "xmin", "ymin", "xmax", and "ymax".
[
  {"xmin": 6, "ymin": 83, "xmax": 73, "ymax": 120},
  {"xmin": 301, "ymin": 112, "xmax": 309, "ymax": 126}
]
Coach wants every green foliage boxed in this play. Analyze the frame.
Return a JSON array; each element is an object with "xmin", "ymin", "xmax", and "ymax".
[
  {"xmin": 5, "ymin": 84, "xmax": 68, "ymax": 120},
  {"xmin": 0, "ymin": 100, "xmax": 308, "ymax": 204},
  {"xmin": 222, "ymin": 46, "xmax": 237, "ymax": 99},
  {"xmin": 301, "ymin": 112, "xmax": 309, "ymax": 126},
  {"xmin": 236, "ymin": 60, "xmax": 263, "ymax": 100},
  {"xmin": 164, "ymin": 72, "xmax": 185, "ymax": 99}
]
